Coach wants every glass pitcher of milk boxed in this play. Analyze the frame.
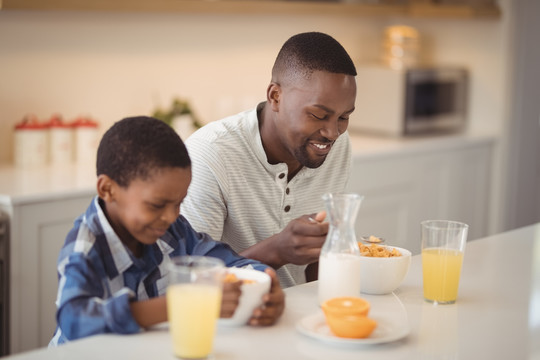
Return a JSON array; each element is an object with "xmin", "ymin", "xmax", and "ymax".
[{"xmin": 318, "ymin": 193, "xmax": 364, "ymax": 305}]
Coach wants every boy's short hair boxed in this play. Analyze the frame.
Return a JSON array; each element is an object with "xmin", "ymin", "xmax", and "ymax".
[
  {"xmin": 97, "ymin": 116, "xmax": 191, "ymax": 187},
  {"xmin": 271, "ymin": 32, "xmax": 357, "ymax": 86}
]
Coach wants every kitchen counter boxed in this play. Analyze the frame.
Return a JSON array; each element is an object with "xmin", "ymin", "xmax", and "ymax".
[
  {"xmin": 349, "ymin": 131, "xmax": 496, "ymax": 160},
  {"xmin": 0, "ymin": 163, "xmax": 96, "ymax": 206},
  {"xmin": 0, "ymin": 164, "xmax": 96, "ymax": 206},
  {"xmin": 0, "ymin": 132, "xmax": 496, "ymax": 205},
  {"xmin": 5, "ymin": 222, "xmax": 539, "ymax": 359}
]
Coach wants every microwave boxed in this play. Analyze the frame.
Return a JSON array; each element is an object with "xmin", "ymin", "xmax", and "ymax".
[{"xmin": 348, "ymin": 65, "xmax": 468, "ymax": 136}]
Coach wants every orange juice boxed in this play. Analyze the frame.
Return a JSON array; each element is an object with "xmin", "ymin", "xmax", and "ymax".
[
  {"xmin": 422, "ymin": 248, "xmax": 464, "ymax": 304},
  {"xmin": 167, "ymin": 283, "xmax": 222, "ymax": 359}
]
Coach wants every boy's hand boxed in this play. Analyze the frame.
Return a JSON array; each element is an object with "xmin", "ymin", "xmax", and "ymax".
[
  {"xmin": 248, "ymin": 268, "xmax": 285, "ymax": 326},
  {"xmin": 220, "ymin": 280, "xmax": 241, "ymax": 318}
]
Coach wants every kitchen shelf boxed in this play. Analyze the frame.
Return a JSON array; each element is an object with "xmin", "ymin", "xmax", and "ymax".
[{"xmin": 0, "ymin": 0, "xmax": 501, "ymax": 19}]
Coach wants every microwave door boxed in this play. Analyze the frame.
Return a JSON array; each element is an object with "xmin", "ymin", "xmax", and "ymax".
[{"xmin": 405, "ymin": 70, "xmax": 467, "ymax": 134}]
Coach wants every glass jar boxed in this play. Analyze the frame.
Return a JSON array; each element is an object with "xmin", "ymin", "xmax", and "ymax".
[{"xmin": 318, "ymin": 193, "xmax": 364, "ymax": 305}]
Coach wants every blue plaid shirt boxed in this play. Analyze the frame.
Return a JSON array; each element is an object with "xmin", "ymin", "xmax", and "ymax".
[{"xmin": 49, "ymin": 196, "xmax": 266, "ymax": 346}]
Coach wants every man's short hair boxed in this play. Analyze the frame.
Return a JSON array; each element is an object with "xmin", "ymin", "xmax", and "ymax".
[
  {"xmin": 272, "ymin": 32, "xmax": 357, "ymax": 86},
  {"xmin": 97, "ymin": 116, "xmax": 191, "ymax": 187}
]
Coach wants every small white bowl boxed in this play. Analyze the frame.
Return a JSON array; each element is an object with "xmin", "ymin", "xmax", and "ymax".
[
  {"xmin": 218, "ymin": 267, "xmax": 271, "ymax": 326},
  {"xmin": 359, "ymin": 246, "xmax": 411, "ymax": 295}
]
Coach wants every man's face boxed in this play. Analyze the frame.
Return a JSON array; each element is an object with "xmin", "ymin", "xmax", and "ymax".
[
  {"xmin": 104, "ymin": 167, "xmax": 191, "ymax": 248},
  {"xmin": 275, "ymin": 71, "xmax": 356, "ymax": 169}
]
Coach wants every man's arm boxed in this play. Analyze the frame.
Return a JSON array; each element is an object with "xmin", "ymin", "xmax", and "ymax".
[
  {"xmin": 240, "ymin": 211, "xmax": 328, "ymax": 271},
  {"xmin": 181, "ymin": 139, "xmax": 228, "ymax": 243}
]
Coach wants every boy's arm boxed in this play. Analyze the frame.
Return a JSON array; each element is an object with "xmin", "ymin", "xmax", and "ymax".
[
  {"xmin": 177, "ymin": 216, "xmax": 268, "ymax": 271},
  {"xmin": 130, "ymin": 296, "xmax": 167, "ymax": 328},
  {"xmin": 56, "ymin": 255, "xmax": 141, "ymax": 341}
]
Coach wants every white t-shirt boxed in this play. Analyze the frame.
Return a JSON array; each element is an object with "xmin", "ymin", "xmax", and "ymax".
[{"xmin": 182, "ymin": 105, "xmax": 351, "ymax": 287}]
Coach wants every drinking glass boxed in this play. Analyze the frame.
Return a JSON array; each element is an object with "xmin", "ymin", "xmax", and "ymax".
[
  {"xmin": 167, "ymin": 256, "xmax": 225, "ymax": 359},
  {"xmin": 421, "ymin": 220, "xmax": 468, "ymax": 304}
]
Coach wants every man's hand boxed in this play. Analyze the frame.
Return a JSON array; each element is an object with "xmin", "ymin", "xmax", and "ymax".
[{"xmin": 240, "ymin": 211, "xmax": 327, "ymax": 269}]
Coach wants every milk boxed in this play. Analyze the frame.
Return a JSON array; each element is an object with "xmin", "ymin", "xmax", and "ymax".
[
  {"xmin": 317, "ymin": 193, "xmax": 364, "ymax": 305},
  {"xmin": 318, "ymin": 252, "xmax": 362, "ymax": 305}
]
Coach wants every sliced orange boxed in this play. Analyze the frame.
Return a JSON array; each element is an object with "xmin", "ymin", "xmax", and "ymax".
[
  {"xmin": 321, "ymin": 297, "xmax": 370, "ymax": 317},
  {"xmin": 321, "ymin": 297, "xmax": 377, "ymax": 339},
  {"xmin": 326, "ymin": 314, "xmax": 378, "ymax": 338}
]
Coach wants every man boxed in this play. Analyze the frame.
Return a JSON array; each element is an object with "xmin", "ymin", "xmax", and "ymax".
[{"xmin": 182, "ymin": 32, "xmax": 357, "ymax": 288}]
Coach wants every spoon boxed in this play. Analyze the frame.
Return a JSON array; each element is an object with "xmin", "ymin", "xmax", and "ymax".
[{"xmin": 360, "ymin": 235, "xmax": 385, "ymax": 244}]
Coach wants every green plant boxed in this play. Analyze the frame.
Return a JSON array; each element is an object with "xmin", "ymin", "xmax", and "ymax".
[{"xmin": 152, "ymin": 98, "xmax": 203, "ymax": 129}]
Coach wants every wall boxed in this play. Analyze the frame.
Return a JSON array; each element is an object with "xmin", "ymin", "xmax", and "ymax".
[
  {"xmin": 0, "ymin": 5, "xmax": 508, "ymax": 163},
  {"xmin": 501, "ymin": 0, "xmax": 540, "ymax": 230},
  {"xmin": 0, "ymin": 10, "xmax": 371, "ymax": 163},
  {"xmin": 1, "ymin": 1, "xmax": 525, "ymax": 234}
]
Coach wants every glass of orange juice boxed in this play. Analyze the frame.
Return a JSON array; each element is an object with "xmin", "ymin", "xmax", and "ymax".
[
  {"xmin": 167, "ymin": 256, "xmax": 225, "ymax": 359},
  {"xmin": 421, "ymin": 220, "xmax": 468, "ymax": 304}
]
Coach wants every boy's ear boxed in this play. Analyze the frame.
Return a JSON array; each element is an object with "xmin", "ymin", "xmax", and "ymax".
[{"xmin": 96, "ymin": 174, "xmax": 116, "ymax": 202}]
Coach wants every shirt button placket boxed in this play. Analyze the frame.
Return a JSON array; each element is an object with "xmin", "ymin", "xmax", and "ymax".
[
  {"xmin": 284, "ymin": 185, "xmax": 292, "ymax": 213},
  {"xmin": 276, "ymin": 172, "xmax": 292, "ymax": 216}
]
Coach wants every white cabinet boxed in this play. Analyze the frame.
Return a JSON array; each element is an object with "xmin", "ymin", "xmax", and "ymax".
[
  {"xmin": 0, "ymin": 164, "xmax": 95, "ymax": 354},
  {"xmin": 347, "ymin": 135, "xmax": 494, "ymax": 254},
  {"xmin": 7, "ymin": 197, "xmax": 93, "ymax": 352}
]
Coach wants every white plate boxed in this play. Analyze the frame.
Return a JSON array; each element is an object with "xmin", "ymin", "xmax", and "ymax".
[{"xmin": 296, "ymin": 311, "xmax": 410, "ymax": 346}]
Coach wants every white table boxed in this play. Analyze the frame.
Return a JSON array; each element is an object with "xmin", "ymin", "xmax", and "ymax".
[{"xmin": 5, "ymin": 223, "xmax": 540, "ymax": 359}]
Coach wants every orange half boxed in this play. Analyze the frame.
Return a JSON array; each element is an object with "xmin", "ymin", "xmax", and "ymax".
[
  {"xmin": 322, "ymin": 297, "xmax": 370, "ymax": 317},
  {"xmin": 326, "ymin": 314, "xmax": 378, "ymax": 339}
]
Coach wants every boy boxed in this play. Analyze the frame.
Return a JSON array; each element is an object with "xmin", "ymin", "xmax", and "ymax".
[{"xmin": 49, "ymin": 116, "xmax": 284, "ymax": 346}]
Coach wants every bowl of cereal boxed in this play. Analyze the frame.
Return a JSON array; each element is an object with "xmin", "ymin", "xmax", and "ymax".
[
  {"xmin": 218, "ymin": 267, "xmax": 271, "ymax": 327},
  {"xmin": 358, "ymin": 242, "xmax": 411, "ymax": 295}
]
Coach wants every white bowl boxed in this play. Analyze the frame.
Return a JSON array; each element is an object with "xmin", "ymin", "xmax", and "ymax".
[
  {"xmin": 359, "ymin": 246, "xmax": 411, "ymax": 295},
  {"xmin": 218, "ymin": 267, "xmax": 271, "ymax": 326}
]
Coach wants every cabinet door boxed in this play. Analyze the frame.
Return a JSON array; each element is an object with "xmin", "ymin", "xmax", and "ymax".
[
  {"xmin": 441, "ymin": 145, "xmax": 492, "ymax": 241},
  {"xmin": 10, "ymin": 196, "xmax": 93, "ymax": 353},
  {"xmin": 347, "ymin": 141, "xmax": 493, "ymax": 255},
  {"xmin": 346, "ymin": 155, "xmax": 421, "ymax": 253}
]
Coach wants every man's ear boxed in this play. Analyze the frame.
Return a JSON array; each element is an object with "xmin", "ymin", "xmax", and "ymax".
[
  {"xmin": 267, "ymin": 82, "xmax": 281, "ymax": 112},
  {"xmin": 96, "ymin": 174, "xmax": 116, "ymax": 202}
]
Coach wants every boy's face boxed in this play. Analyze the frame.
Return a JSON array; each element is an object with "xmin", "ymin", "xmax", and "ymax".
[{"xmin": 101, "ymin": 167, "xmax": 191, "ymax": 251}]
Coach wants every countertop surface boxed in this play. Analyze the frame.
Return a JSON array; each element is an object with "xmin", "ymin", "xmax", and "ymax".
[
  {"xmin": 348, "ymin": 131, "xmax": 496, "ymax": 160},
  {"xmin": 0, "ymin": 162, "xmax": 97, "ymax": 206},
  {"xmin": 4, "ymin": 222, "xmax": 539, "ymax": 360},
  {"xmin": 0, "ymin": 132, "xmax": 497, "ymax": 205}
]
